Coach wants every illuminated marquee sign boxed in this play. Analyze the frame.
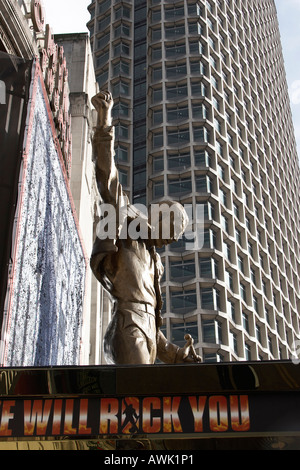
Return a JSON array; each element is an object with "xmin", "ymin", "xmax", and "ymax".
[
  {"xmin": 0, "ymin": 395, "xmax": 249, "ymax": 438},
  {"xmin": 0, "ymin": 392, "xmax": 299, "ymax": 439}
]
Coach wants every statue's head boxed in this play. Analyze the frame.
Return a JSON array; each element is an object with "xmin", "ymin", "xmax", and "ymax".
[{"xmin": 148, "ymin": 200, "xmax": 189, "ymax": 248}]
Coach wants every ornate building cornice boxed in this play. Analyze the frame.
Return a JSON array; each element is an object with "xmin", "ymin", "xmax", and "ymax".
[{"xmin": 0, "ymin": 0, "xmax": 39, "ymax": 58}]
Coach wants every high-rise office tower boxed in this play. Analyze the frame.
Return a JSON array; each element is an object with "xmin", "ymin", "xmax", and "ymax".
[{"xmin": 87, "ymin": 0, "xmax": 300, "ymax": 363}]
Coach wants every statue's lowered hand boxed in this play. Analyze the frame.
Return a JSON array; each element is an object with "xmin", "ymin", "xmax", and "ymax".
[{"xmin": 175, "ymin": 334, "xmax": 202, "ymax": 363}]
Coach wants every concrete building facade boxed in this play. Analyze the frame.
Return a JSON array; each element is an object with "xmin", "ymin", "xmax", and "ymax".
[
  {"xmin": 54, "ymin": 32, "xmax": 112, "ymax": 364},
  {"xmin": 87, "ymin": 0, "xmax": 300, "ymax": 363}
]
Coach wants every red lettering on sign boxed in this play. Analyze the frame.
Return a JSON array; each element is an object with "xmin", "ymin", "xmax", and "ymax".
[
  {"xmin": 163, "ymin": 397, "xmax": 182, "ymax": 433},
  {"xmin": 209, "ymin": 395, "xmax": 229, "ymax": 432},
  {"xmin": 230, "ymin": 395, "xmax": 250, "ymax": 431},
  {"xmin": 142, "ymin": 397, "xmax": 161, "ymax": 433},
  {"xmin": 99, "ymin": 398, "xmax": 119, "ymax": 434},
  {"xmin": 189, "ymin": 396, "xmax": 207, "ymax": 432},
  {"xmin": 52, "ymin": 399, "xmax": 63, "ymax": 435},
  {"xmin": 63, "ymin": 399, "xmax": 77, "ymax": 435},
  {"xmin": 23, "ymin": 399, "xmax": 52, "ymax": 436},
  {"xmin": 78, "ymin": 399, "xmax": 92, "ymax": 435},
  {"xmin": 0, "ymin": 400, "xmax": 15, "ymax": 436}
]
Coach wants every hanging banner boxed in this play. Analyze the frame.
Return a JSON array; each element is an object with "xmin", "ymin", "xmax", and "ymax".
[
  {"xmin": 0, "ymin": 52, "xmax": 33, "ymax": 323},
  {"xmin": 0, "ymin": 392, "xmax": 299, "ymax": 439},
  {"xmin": 2, "ymin": 61, "xmax": 87, "ymax": 367}
]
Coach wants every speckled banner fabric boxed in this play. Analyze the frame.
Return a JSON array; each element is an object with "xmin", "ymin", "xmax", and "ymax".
[{"xmin": 3, "ymin": 64, "xmax": 87, "ymax": 367}]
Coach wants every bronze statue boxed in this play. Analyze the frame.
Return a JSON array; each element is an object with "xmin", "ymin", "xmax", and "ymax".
[{"xmin": 90, "ymin": 91, "xmax": 201, "ymax": 365}]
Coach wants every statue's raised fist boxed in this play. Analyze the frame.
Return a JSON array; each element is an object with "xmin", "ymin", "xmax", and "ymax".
[{"xmin": 92, "ymin": 91, "xmax": 114, "ymax": 128}]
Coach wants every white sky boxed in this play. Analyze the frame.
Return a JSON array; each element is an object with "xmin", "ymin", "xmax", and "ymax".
[{"xmin": 41, "ymin": 0, "xmax": 300, "ymax": 156}]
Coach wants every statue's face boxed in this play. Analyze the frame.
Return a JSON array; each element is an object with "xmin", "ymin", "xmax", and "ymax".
[{"xmin": 149, "ymin": 202, "xmax": 188, "ymax": 247}]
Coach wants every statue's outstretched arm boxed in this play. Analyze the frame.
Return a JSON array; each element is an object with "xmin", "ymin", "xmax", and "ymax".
[{"xmin": 92, "ymin": 91, "xmax": 127, "ymax": 208}]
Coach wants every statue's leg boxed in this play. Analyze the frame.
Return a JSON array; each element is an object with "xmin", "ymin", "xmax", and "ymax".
[{"xmin": 104, "ymin": 309, "xmax": 156, "ymax": 365}]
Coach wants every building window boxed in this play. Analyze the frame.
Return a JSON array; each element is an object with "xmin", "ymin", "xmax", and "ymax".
[
  {"xmin": 170, "ymin": 259, "xmax": 196, "ymax": 280},
  {"xmin": 194, "ymin": 150, "xmax": 210, "ymax": 166},
  {"xmin": 166, "ymin": 83, "xmax": 188, "ymax": 99},
  {"xmin": 200, "ymin": 258, "xmax": 218, "ymax": 278},
  {"xmin": 165, "ymin": 24, "xmax": 186, "ymax": 38},
  {"xmin": 192, "ymin": 103, "xmax": 207, "ymax": 119},
  {"xmin": 229, "ymin": 331, "xmax": 238, "ymax": 355},
  {"xmin": 166, "ymin": 63, "xmax": 187, "ymax": 78},
  {"xmin": 167, "ymin": 105, "xmax": 189, "ymax": 122},
  {"xmin": 118, "ymin": 169, "xmax": 128, "ymax": 187},
  {"xmin": 115, "ymin": 5, "xmax": 131, "ymax": 19},
  {"xmin": 245, "ymin": 343, "xmax": 251, "ymax": 360},
  {"xmin": 235, "ymin": 228, "xmax": 242, "ymax": 245},
  {"xmin": 268, "ymin": 336, "xmax": 273, "ymax": 355},
  {"xmin": 170, "ymin": 290, "xmax": 197, "ymax": 312},
  {"xmin": 114, "ymin": 22, "xmax": 130, "ymax": 38},
  {"xmin": 190, "ymin": 61, "xmax": 206, "ymax": 74},
  {"xmin": 188, "ymin": 22, "xmax": 202, "ymax": 35},
  {"xmin": 152, "ymin": 87, "xmax": 162, "ymax": 103},
  {"xmin": 240, "ymin": 283, "xmax": 247, "ymax": 303},
  {"xmin": 112, "ymin": 80, "xmax": 129, "ymax": 96},
  {"xmin": 171, "ymin": 321, "xmax": 198, "ymax": 348},
  {"xmin": 115, "ymin": 123, "xmax": 129, "ymax": 139},
  {"xmin": 225, "ymin": 270, "xmax": 234, "ymax": 291},
  {"xmin": 153, "ymin": 155, "xmax": 164, "ymax": 172},
  {"xmin": 113, "ymin": 60, "xmax": 130, "ymax": 77},
  {"xmin": 167, "ymin": 129, "xmax": 190, "ymax": 145},
  {"xmin": 196, "ymin": 175, "xmax": 211, "ymax": 193},
  {"xmin": 113, "ymin": 41, "xmax": 130, "ymax": 57},
  {"xmin": 223, "ymin": 241, "xmax": 231, "ymax": 261},
  {"xmin": 153, "ymin": 180, "xmax": 164, "ymax": 198},
  {"xmin": 166, "ymin": 43, "xmax": 186, "ymax": 57},
  {"xmin": 191, "ymin": 82, "xmax": 207, "ymax": 96},
  {"xmin": 193, "ymin": 127, "xmax": 209, "ymax": 142},
  {"xmin": 253, "ymin": 295, "xmax": 259, "ymax": 313},
  {"xmin": 152, "ymin": 108, "xmax": 163, "ymax": 125},
  {"xmin": 167, "ymin": 151, "xmax": 190, "ymax": 170},
  {"xmin": 242, "ymin": 312, "xmax": 249, "ymax": 333},
  {"xmin": 151, "ymin": 27, "xmax": 161, "ymax": 41},
  {"xmin": 115, "ymin": 145, "xmax": 128, "ymax": 162},
  {"xmin": 98, "ymin": 13, "xmax": 111, "ymax": 31},
  {"xmin": 165, "ymin": 5, "xmax": 185, "ymax": 19},
  {"xmin": 189, "ymin": 40, "xmax": 204, "ymax": 54},
  {"xmin": 219, "ymin": 188, "xmax": 227, "ymax": 206},
  {"xmin": 96, "ymin": 70, "xmax": 108, "ymax": 87},
  {"xmin": 201, "ymin": 288, "xmax": 219, "ymax": 310},
  {"xmin": 151, "ymin": 46, "xmax": 162, "ymax": 61},
  {"xmin": 152, "ymin": 67, "xmax": 162, "ymax": 81},
  {"xmin": 112, "ymin": 101, "xmax": 129, "ymax": 118},
  {"xmin": 237, "ymin": 255, "xmax": 244, "ymax": 273},
  {"xmin": 168, "ymin": 177, "xmax": 192, "ymax": 196},
  {"xmin": 152, "ymin": 132, "xmax": 163, "ymax": 148},
  {"xmin": 227, "ymin": 301, "xmax": 235, "ymax": 321},
  {"xmin": 221, "ymin": 214, "xmax": 229, "ymax": 233},
  {"xmin": 202, "ymin": 320, "xmax": 216, "ymax": 343},
  {"xmin": 99, "ymin": 0, "xmax": 110, "ymax": 13},
  {"xmin": 256, "ymin": 324, "xmax": 261, "ymax": 344},
  {"xmin": 203, "ymin": 229, "xmax": 216, "ymax": 249},
  {"xmin": 151, "ymin": 9, "xmax": 161, "ymax": 22},
  {"xmin": 97, "ymin": 32, "xmax": 110, "ymax": 49}
]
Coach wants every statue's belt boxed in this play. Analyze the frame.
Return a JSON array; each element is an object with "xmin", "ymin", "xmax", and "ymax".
[{"xmin": 116, "ymin": 301, "xmax": 156, "ymax": 316}]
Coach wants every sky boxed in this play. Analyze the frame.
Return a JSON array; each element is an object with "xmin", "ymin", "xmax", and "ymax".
[{"xmin": 41, "ymin": 0, "xmax": 300, "ymax": 156}]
